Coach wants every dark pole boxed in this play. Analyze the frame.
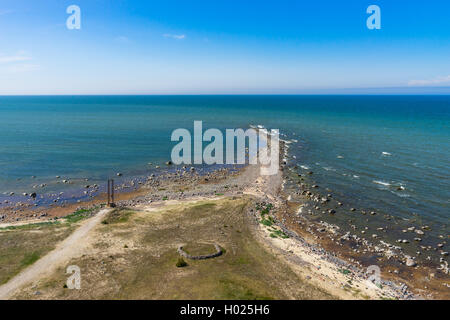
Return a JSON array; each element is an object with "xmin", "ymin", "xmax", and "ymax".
[
  {"xmin": 111, "ymin": 179, "xmax": 114, "ymax": 204},
  {"xmin": 107, "ymin": 179, "xmax": 110, "ymax": 206}
]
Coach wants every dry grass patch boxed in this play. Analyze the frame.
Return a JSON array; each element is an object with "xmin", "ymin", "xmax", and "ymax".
[
  {"xmin": 13, "ymin": 197, "xmax": 334, "ymax": 300},
  {"xmin": 0, "ymin": 223, "xmax": 74, "ymax": 285}
]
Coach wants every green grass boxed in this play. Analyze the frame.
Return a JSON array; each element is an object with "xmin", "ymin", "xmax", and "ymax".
[
  {"xmin": 176, "ymin": 257, "xmax": 188, "ymax": 267},
  {"xmin": 65, "ymin": 207, "xmax": 98, "ymax": 223},
  {"xmin": 218, "ymin": 278, "xmax": 273, "ymax": 300},
  {"xmin": 258, "ymin": 202, "xmax": 274, "ymax": 216},
  {"xmin": 182, "ymin": 243, "xmax": 219, "ymax": 256},
  {"xmin": 260, "ymin": 216, "xmax": 275, "ymax": 227},
  {"xmin": 0, "ymin": 207, "xmax": 99, "ymax": 232},
  {"xmin": 102, "ymin": 209, "xmax": 135, "ymax": 224},
  {"xmin": 381, "ymin": 296, "xmax": 397, "ymax": 300},
  {"xmin": 20, "ymin": 251, "xmax": 41, "ymax": 267},
  {"xmin": 0, "ymin": 207, "xmax": 97, "ymax": 285},
  {"xmin": 0, "ymin": 224, "xmax": 74, "ymax": 285},
  {"xmin": 270, "ymin": 229, "xmax": 289, "ymax": 239},
  {"xmin": 338, "ymin": 268, "xmax": 351, "ymax": 275},
  {"xmin": 0, "ymin": 221, "xmax": 60, "ymax": 231}
]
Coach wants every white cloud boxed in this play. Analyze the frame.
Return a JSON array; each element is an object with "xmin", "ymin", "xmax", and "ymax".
[
  {"xmin": 0, "ymin": 55, "xmax": 31, "ymax": 64},
  {"xmin": 6, "ymin": 64, "xmax": 40, "ymax": 73},
  {"xmin": 408, "ymin": 75, "xmax": 450, "ymax": 86},
  {"xmin": 0, "ymin": 52, "xmax": 39, "ymax": 73},
  {"xmin": 163, "ymin": 34, "xmax": 186, "ymax": 40}
]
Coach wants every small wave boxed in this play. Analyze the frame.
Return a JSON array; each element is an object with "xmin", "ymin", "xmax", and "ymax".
[
  {"xmin": 373, "ymin": 180, "xmax": 391, "ymax": 186},
  {"xmin": 337, "ymin": 155, "xmax": 344, "ymax": 159},
  {"xmin": 353, "ymin": 175, "xmax": 360, "ymax": 178},
  {"xmin": 323, "ymin": 167, "xmax": 336, "ymax": 172},
  {"xmin": 300, "ymin": 165, "xmax": 310, "ymax": 170},
  {"xmin": 382, "ymin": 152, "xmax": 392, "ymax": 156},
  {"xmin": 393, "ymin": 192, "xmax": 411, "ymax": 198}
]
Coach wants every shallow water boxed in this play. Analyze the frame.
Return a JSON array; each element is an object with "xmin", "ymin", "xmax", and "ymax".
[{"xmin": 0, "ymin": 95, "xmax": 448, "ymax": 232}]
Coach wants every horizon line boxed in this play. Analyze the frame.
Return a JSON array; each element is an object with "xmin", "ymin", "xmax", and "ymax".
[
  {"xmin": 1, "ymin": 86, "xmax": 450, "ymax": 96},
  {"xmin": 1, "ymin": 93, "xmax": 450, "ymax": 97}
]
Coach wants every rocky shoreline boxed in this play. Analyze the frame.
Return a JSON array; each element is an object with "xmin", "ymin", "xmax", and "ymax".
[
  {"xmin": 274, "ymin": 140, "xmax": 449, "ymax": 299},
  {"xmin": 0, "ymin": 164, "xmax": 245, "ymax": 224},
  {"xmin": 1, "ymin": 135, "xmax": 448, "ymax": 299}
]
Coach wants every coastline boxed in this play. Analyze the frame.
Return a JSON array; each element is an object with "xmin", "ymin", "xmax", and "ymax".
[{"xmin": 0, "ymin": 138, "xmax": 448, "ymax": 300}]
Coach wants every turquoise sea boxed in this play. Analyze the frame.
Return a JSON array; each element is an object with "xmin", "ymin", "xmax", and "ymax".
[{"xmin": 0, "ymin": 96, "xmax": 448, "ymax": 238}]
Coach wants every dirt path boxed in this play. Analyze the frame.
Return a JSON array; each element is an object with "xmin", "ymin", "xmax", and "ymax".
[{"xmin": 0, "ymin": 208, "xmax": 112, "ymax": 300}]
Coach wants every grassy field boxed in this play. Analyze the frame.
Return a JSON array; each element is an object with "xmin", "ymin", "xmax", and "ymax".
[
  {"xmin": 0, "ymin": 207, "xmax": 101, "ymax": 286},
  {"xmin": 13, "ymin": 197, "xmax": 334, "ymax": 300},
  {"xmin": 0, "ymin": 222, "xmax": 75, "ymax": 285}
]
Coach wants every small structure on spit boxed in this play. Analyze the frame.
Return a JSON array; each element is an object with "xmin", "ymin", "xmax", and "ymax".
[{"xmin": 107, "ymin": 179, "xmax": 116, "ymax": 208}]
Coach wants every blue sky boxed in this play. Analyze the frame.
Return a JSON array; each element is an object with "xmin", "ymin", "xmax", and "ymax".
[{"xmin": 1, "ymin": 0, "xmax": 450, "ymax": 94}]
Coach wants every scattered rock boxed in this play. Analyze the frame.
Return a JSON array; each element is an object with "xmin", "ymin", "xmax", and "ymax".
[{"xmin": 405, "ymin": 258, "xmax": 416, "ymax": 267}]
